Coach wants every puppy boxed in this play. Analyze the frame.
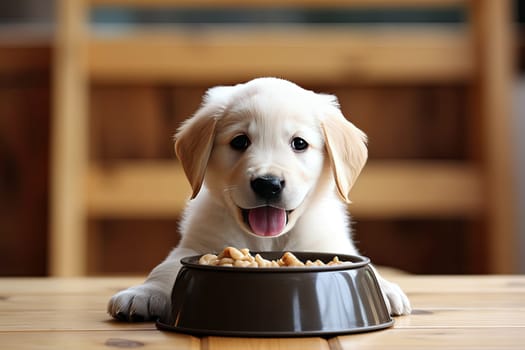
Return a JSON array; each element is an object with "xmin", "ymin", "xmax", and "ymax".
[{"xmin": 108, "ymin": 77, "xmax": 411, "ymax": 322}]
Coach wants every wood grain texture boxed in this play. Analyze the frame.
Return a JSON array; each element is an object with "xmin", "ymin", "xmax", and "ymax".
[
  {"xmin": 50, "ymin": 0, "xmax": 89, "ymax": 276},
  {"xmin": 88, "ymin": 28, "xmax": 472, "ymax": 84},
  {"xmin": 1, "ymin": 276, "xmax": 524, "ymax": 349}
]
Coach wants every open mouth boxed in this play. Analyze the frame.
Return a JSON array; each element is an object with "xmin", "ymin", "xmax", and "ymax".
[{"xmin": 241, "ymin": 206, "xmax": 292, "ymax": 237}]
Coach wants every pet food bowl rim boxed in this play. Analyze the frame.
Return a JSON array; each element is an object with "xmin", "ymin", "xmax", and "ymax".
[{"xmin": 179, "ymin": 251, "xmax": 371, "ymax": 273}]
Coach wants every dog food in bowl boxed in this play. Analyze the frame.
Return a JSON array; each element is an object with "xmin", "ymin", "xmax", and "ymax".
[{"xmin": 198, "ymin": 247, "xmax": 352, "ymax": 268}]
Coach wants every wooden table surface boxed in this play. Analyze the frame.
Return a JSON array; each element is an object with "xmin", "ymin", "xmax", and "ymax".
[{"xmin": 1, "ymin": 275, "xmax": 524, "ymax": 349}]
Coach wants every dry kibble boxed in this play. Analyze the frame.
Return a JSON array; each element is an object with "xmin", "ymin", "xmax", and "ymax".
[
  {"xmin": 306, "ymin": 260, "xmax": 324, "ymax": 267},
  {"xmin": 270, "ymin": 261, "xmax": 280, "ymax": 267},
  {"xmin": 198, "ymin": 247, "xmax": 351, "ymax": 268},
  {"xmin": 234, "ymin": 260, "xmax": 251, "ymax": 267},
  {"xmin": 282, "ymin": 252, "xmax": 305, "ymax": 267},
  {"xmin": 225, "ymin": 247, "xmax": 244, "ymax": 260},
  {"xmin": 328, "ymin": 256, "xmax": 341, "ymax": 266},
  {"xmin": 218, "ymin": 257, "xmax": 235, "ymax": 265},
  {"xmin": 199, "ymin": 254, "xmax": 219, "ymax": 265},
  {"xmin": 255, "ymin": 254, "xmax": 272, "ymax": 267}
]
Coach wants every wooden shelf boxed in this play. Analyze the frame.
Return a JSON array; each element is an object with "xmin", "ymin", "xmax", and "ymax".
[
  {"xmin": 350, "ymin": 161, "xmax": 482, "ymax": 218},
  {"xmin": 89, "ymin": 27, "xmax": 472, "ymax": 83},
  {"xmin": 86, "ymin": 161, "xmax": 190, "ymax": 217},
  {"xmin": 86, "ymin": 160, "xmax": 482, "ymax": 219}
]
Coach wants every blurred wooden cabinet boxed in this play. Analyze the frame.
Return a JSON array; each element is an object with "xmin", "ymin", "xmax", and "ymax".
[
  {"xmin": 0, "ymin": 45, "xmax": 51, "ymax": 276},
  {"xmin": 51, "ymin": 0, "xmax": 516, "ymax": 275}
]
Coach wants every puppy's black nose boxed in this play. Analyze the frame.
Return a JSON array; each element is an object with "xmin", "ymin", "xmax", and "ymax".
[{"xmin": 251, "ymin": 175, "xmax": 285, "ymax": 200}]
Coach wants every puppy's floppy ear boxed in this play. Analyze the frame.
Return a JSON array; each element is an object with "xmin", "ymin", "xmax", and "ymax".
[
  {"xmin": 174, "ymin": 86, "xmax": 234, "ymax": 199},
  {"xmin": 319, "ymin": 95, "xmax": 368, "ymax": 203}
]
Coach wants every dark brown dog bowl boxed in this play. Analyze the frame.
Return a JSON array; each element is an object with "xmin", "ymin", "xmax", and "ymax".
[{"xmin": 156, "ymin": 252, "xmax": 393, "ymax": 337}]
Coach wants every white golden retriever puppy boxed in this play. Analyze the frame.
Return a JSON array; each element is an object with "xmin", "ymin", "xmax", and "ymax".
[{"xmin": 108, "ymin": 77, "xmax": 411, "ymax": 322}]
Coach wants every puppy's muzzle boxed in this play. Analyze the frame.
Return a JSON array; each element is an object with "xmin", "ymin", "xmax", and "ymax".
[
  {"xmin": 242, "ymin": 175, "xmax": 288, "ymax": 237},
  {"xmin": 250, "ymin": 175, "xmax": 285, "ymax": 200}
]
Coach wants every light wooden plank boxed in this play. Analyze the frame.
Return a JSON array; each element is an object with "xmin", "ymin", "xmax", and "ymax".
[
  {"xmin": 50, "ymin": 0, "xmax": 89, "ymax": 276},
  {"xmin": 88, "ymin": 27, "xmax": 472, "ymax": 83},
  {"xmin": 85, "ymin": 161, "xmax": 482, "ymax": 218},
  {"xmin": 0, "ymin": 290, "xmax": 150, "ymax": 332},
  {"xmin": 0, "ymin": 277, "xmax": 143, "ymax": 295},
  {"xmin": 393, "ymin": 308, "xmax": 525, "ymax": 328},
  {"xmin": 0, "ymin": 331, "xmax": 200, "ymax": 350},
  {"xmin": 205, "ymin": 336, "xmax": 330, "ymax": 350},
  {"xmin": 332, "ymin": 328, "xmax": 525, "ymax": 350},
  {"xmin": 389, "ymin": 275, "xmax": 525, "ymax": 294},
  {"xmin": 0, "ymin": 278, "xmax": 148, "ymax": 332},
  {"xmin": 407, "ymin": 292, "xmax": 525, "ymax": 309},
  {"xmin": 86, "ymin": 162, "xmax": 190, "ymax": 217},
  {"xmin": 0, "ymin": 309, "xmax": 153, "ymax": 332},
  {"xmin": 350, "ymin": 161, "xmax": 483, "ymax": 218},
  {"xmin": 472, "ymin": 0, "xmax": 516, "ymax": 273},
  {"xmin": 89, "ymin": 0, "xmax": 468, "ymax": 9},
  {"xmin": 2, "ymin": 294, "xmax": 120, "ymax": 312}
]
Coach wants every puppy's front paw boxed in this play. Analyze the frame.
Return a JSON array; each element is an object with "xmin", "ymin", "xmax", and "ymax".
[
  {"xmin": 107, "ymin": 284, "xmax": 170, "ymax": 322},
  {"xmin": 379, "ymin": 278, "xmax": 412, "ymax": 316}
]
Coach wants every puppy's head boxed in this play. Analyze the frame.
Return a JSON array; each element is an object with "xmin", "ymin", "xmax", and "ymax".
[{"xmin": 175, "ymin": 78, "xmax": 367, "ymax": 238}]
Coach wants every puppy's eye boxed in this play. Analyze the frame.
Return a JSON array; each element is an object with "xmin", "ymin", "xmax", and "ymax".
[
  {"xmin": 230, "ymin": 134, "xmax": 251, "ymax": 151},
  {"xmin": 291, "ymin": 137, "xmax": 308, "ymax": 151}
]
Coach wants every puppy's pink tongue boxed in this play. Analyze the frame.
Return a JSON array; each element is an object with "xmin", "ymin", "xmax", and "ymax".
[{"xmin": 248, "ymin": 207, "xmax": 286, "ymax": 237}]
